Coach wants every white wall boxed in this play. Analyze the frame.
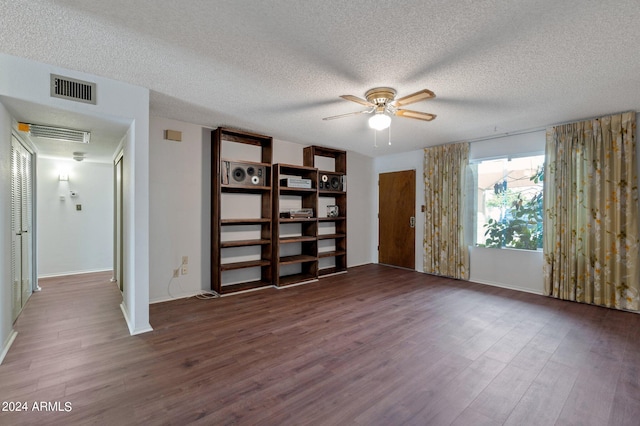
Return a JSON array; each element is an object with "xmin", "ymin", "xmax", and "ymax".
[
  {"xmin": 149, "ymin": 118, "xmax": 209, "ymax": 302},
  {"xmin": 0, "ymin": 53, "xmax": 150, "ymax": 337},
  {"xmin": 373, "ymin": 131, "xmax": 546, "ymax": 293},
  {"xmin": 469, "ymin": 120, "xmax": 639, "ymax": 294},
  {"xmin": 37, "ymin": 158, "xmax": 113, "ymax": 277},
  {"xmin": 468, "ymin": 131, "xmax": 545, "ymax": 294},
  {"xmin": 345, "ymin": 152, "xmax": 374, "ymax": 267},
  {"xmin": 373, "ymin": 150, "xmax": 426, "ymax": 272},
  {"xmin": 469, "ymin": 246, "xmax": 543, "ymax": 294},
  {"xmin": 148, "ymin": 117, "xmax": 375, "ymax": 302}
]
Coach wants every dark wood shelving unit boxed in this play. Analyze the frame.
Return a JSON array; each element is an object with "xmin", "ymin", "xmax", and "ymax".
[
  {"xmin": 220, "ymin": 239, "xmax": 271, "ymax": 248},
  {"xmin": 221, "ymin": 218, "xmax": 270, "ymax": 225},
  {"xmin": 272, "ymin": 163, "xmax": 319, "ymax": 287},
  {"xmin": 318, "ymin": 250, "xmax": 347, "ymax": 258},
  {"xmin": 303, "ymin": 146, "xmax": 347, "ymax": 277},
  {"xmin": 220, "ymin": 259, "xmax": 271, "ymax": 271},
  {"xmin": 317, "ymin": 233, "xmax": 346, "ymax": 240},
  {"xmin": 212, "ymin": 127, "xmax": 273, "ymax": 295}
]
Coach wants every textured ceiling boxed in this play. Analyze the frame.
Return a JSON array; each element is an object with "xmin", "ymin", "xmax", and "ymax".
[{"xmin": 1, "ymin": 0, "xmax": 640, "ymax": 158}]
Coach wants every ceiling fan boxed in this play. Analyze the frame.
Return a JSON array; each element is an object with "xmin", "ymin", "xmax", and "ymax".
[{"xmin": 323, "ymin": 87, "xmax": 436, "ymax": 130}]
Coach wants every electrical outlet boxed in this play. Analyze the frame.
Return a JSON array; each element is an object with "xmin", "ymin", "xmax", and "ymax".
[
  {"xmin": 182, "ymin": 256, "xmax": 188, "ymax": 265},
  {"xmin": 173, "ymin": 269, "xmax": 180, "ymax": 278},
  {"xmin": 181, "ymin": 264, "xmax": 188, "ymax": 275}
]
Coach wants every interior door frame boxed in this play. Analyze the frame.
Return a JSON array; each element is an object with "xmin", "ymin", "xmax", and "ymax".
[
  {"xmin": 13, "ymin": 133, "xmax": 38, "ymax": 294},
  {"xmin": 10, "ymin": 132, "xmax": 37, "ymax": 321},
  {"xmin": 378, "ymin": 169, "xmax": 416, "ymax": 270},
  {"xmin": 113, "ymin": 149, "xmax": 124, "ymax": 292}
]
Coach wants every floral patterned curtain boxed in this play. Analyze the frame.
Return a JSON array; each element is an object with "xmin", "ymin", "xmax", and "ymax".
[
  {"xmin": 423, "ymin": 142, "xmax": 470, "ymax": 280},
  {"xmin": 543, "ymin": 111, "xmax": 639, "ymax": 311}
]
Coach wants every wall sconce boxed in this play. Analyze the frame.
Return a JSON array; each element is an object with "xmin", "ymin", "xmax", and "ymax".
[{"xmin": 59, "ymin": 173, "xmax": 69, "ymax": 181}]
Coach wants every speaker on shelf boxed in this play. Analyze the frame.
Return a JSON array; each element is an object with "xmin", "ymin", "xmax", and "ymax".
[
  {"xmin": 221, "ymin": 161, "xmax": 266, "ymax": 186},
  {"xmin": 319, "ymin": 173, "xmax": 345, "ymax": 191}
]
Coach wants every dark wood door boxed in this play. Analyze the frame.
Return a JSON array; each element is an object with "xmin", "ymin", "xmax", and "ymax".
[{"xmin": 378, "ymin": 170, "xmax": 416, "ymax": 269}]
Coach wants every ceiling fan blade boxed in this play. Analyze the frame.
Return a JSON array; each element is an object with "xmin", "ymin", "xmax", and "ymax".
[
  {"xmin": 395, "ymin": 109, "xmax": 437, "ymax": 121},
  {"xmin": 340, "ymin": 95, "xmax": 375, "ymax": 107},
  {"xmin": 322, "ymin": 110, "xmax": 371, "ymax": 121},
  {"xmin": 394, "ymin": 89, "xmax": 436, "ymax": 107}
]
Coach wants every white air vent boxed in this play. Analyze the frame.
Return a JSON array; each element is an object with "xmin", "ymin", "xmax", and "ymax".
[
  {"xmin": 50, "ymin": 74, "xmax": 96, "ymax": 105},
  {"xmin": 20, "ymin": 123, "xmax": 91, "ymax": 144}
]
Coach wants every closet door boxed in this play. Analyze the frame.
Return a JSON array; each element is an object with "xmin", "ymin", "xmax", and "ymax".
[{"xmin": 11, "ymin": 136, "xmax": 33, "ymax": 321}]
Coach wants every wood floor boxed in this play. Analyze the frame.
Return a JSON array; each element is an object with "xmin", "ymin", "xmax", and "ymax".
[{"xmin": 1, "ymin": 265, "xmax": 639, "ymax": 425}]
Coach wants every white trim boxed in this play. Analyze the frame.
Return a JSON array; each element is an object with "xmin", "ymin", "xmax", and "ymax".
[
  {"xmin": 318, "ymin": 269, "xmax": 348, "ymax": 278},
  {"xmin": 38, "ymin": 268, "xmax": 112, "ymax": 279},
  {"xmin": 274, "ymin": 279, "xmax": 318, "ymax": 289},
  {"xmin": 120, "ymin": 302, "xmax": 153, "ymax": 335},
  {"xmin": 345, "ymin": 262, "xmax": 372, "ymax": 268},
  {"xmin": 469, "ymin": 149, "xmax": 545, "ymax": 164},
  {"xmin": 220, "ymin": 285, "xmax": 275, "ymax": 297},
  {"xmin": 131, "ymin": 325, "xmax": 154, "ymax": 335},
  {"xmin": 119, "ymin": 302, "xmax": 133, "ymax": 333},
  {"xmin": 36, "ymin": 154, "xmax": 112, "ymax": 164},
  {"xmin": 469, "ymin": 278, "xmax": 544, "ymax": 296},
  {"xmin": 0, "ymin": 329, "xmax": 18, "ymax": 365},
  {"xmin": 150, "ymin": 290, "xmax": 209, "ymax": 304}
]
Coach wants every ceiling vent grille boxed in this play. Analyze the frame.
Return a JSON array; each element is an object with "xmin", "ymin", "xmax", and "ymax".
[
  {"xmin": 20, "ymin": 123, "xmax": 91, "ymax": 144},
  {"xmin": 50, "ymin": 74, "xmax": 96, "ymax": 105}
]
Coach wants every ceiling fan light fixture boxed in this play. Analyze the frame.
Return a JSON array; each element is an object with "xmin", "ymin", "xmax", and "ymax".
[{"xmin": 368, "ymin": 113, "xmax": 391, "ymax": 131}]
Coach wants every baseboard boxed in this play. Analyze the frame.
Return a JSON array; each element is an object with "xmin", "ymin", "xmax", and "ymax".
[
  {"xmin": 150, "ymin": 290, "xmax": 211, "ymax": 304},
  {"xmin": 318, "ymin": 270, "xmax": 348, "ymax": 278},
  {"xmin": 0, "ymin": 329, "xmax": 18, "ymax": 365},
  {"xmin": 38, "ymin": 268, "xmax": 112, "ymax": 279},
  {"xmin": 120, "ymin": 302, "xmax": 153, "ymax": 336},
  {"xmin": 469, "ymin": 278, "xmax": 544, "ymax": 296},
  {"xmin": 274, "ymin": 279, "xmax": 318, "ymax": 290},
  {"xmin": 347, "ymin": 262, "xmax": 373, "ymax": 269}
]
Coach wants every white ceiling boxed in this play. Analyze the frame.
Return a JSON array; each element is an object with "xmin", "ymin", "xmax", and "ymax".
[
  {"xmin": 1, "ymin": 96, "xmax": 130, "ymax": 163},
  {"xmin": 1, "ymin": 0, "xmax": 640, "ymax": 158}
]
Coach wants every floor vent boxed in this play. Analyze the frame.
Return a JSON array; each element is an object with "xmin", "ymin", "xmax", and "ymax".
[{"xmin": 50, "ymin": 74, "xmax": 96, "ymax": 105}]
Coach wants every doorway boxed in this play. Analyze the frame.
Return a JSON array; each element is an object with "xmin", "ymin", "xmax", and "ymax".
[
  {"xmin": 378, "ymin": 170, "xmax": 416, "ymax": 270},
  {"xmin": 10, "ymin": 134, "xmax": 34, "ymax": 321},
  {"xmin": 114, "ymin": 151, "xmax": 124, "ymax": 292}
]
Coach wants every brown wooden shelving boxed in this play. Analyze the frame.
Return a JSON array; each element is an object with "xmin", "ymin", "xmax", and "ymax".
[
  {"xmin": 221, "ymin": 218, "xmax": 271, "ymax": 225},
  {"xmin": 317, "ymin": 233, "xmax": 346, "ymax": 240},
  {"xmin": 303, "ymin": 146, "xmax": 347, "ymax": 277},
  {"xmin": 272, "ymin": 163, "xmax": 319, "ymax": 287},
  {"xmin": 219, "ymin": 279, "xmax": 272, "ymax": 295},
  {"xmin": 220, "ymin": 239, "xmax": 270, "ymax": 248},
  {"xmin": 318, "ymin": 250, "xmax": 347, "ymax": 259},
  {"xmin": 279, "ymin": 254, "xmax": 317, "ymax": 265},
  {"xmin": 279, "ymin": 236, "xmax": 317, "ymax": 244},
  {"xmin": 221, "ymin": 184, "xmax": 271, "ymax": 193},
  {"xmin": 212, "ymin": 127, "xmax": 273, "ymax": 294},
  {"xmin": 279, "ymin": 217, "xmax": 317, "ymax": 223},
  {"xmin": 213, "ymin": 141, "xmax": 347, "ymax": 293},
  {"xmin": 220, "ymin": 259, "xmax": 271, "ymax": 271},
  {"xmin": 278, "ymin": 273, "xmax": 317, "ymax": 286},
  {"xmin": 318, "ymin": 216, "xmax": 346, "ymax": 222}
]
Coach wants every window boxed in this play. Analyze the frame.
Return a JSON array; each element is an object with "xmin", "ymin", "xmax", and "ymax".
[{"xmin": 474, "ymin": 155, "xmax": 544, "ymax": 250}]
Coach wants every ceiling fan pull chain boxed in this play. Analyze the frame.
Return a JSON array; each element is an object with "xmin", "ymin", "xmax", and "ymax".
[
  {"xmin": 374, "ymin": 128, "xmax": 378, "ymax": 148},
  {"xmin": 388, "ymin": 123, "xmax": 391, "ymax": 146}
]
